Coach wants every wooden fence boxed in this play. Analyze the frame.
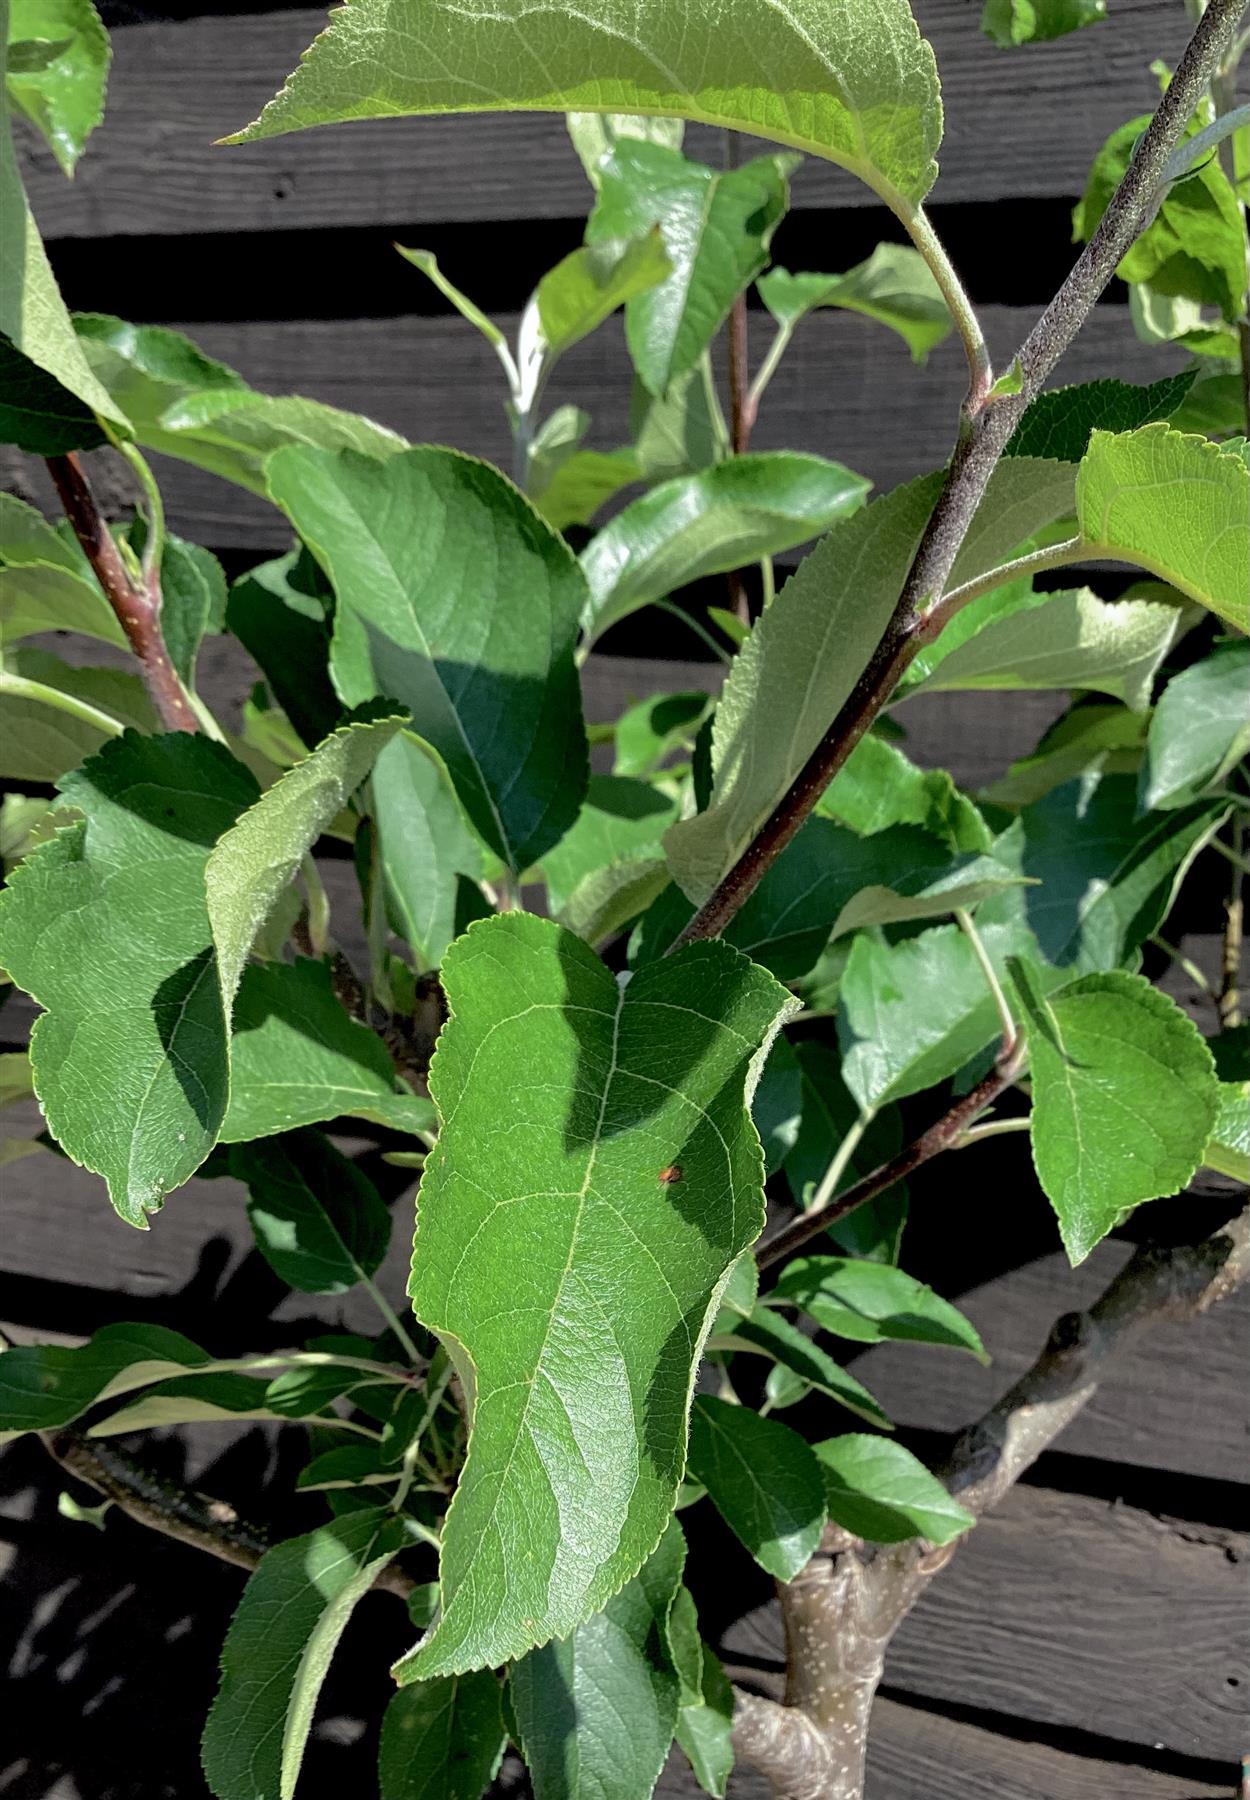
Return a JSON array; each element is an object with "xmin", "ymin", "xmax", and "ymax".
[{"xmin": 1, "ymin": 2, "xmax": 1246, "ymax": 1796}]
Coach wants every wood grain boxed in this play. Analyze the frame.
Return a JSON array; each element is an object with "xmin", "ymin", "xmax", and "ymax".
[{"xmin": 19, "ymin": 3, "xmax": 1190, "ymax": 242}]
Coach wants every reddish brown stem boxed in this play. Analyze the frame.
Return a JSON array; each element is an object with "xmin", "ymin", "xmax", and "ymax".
[{"xmin": 46, "ymin": 452, "xmax": 199, "ymax": 734}]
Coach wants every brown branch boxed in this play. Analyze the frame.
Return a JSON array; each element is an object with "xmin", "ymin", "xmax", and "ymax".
[
  {"xmin": 730, "ymin": 1204, "xmax": 1250, "ymax": 1800},
  {"xmin": 671, "ymin": 0, "xmax": 1249, "ymax": 952},
  {"xmin": 45, "ymin": 452, "xmax": 199, "ymax": 734}
]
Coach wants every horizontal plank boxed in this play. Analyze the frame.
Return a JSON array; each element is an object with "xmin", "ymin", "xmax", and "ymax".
[
  {"xmin": 722, "ymin": 1484, "xmax": 1248, "ymax": 1762},
  {"xmin": 21, "ymin": 3, "xmax": 1190, "ymax": 241},
  {"xmin": 851, "ymin": 1243, "xmax": 1250, "ymax": 1484},
  {"xmin": 2, "ymin": 304, "xmax": 1184, "ymax": 554}
]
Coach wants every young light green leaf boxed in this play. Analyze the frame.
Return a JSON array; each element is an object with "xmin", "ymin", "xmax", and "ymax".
[
  {"xmin": 980, "ymin": 0, "xmax": 1105, "ymax": 47},
  {"xmin": 372, "ymin": 733, "xmax": 488, "ymax": 972},
  {"xmin": 0, "ymin": 733, "xmax": 259, "ymax": 1225},
  {"xmin": 379, "ymin": 1672, "xmax": 506, "ymax": 1800},
  {"xmin": 587, "ymin": 141, "xmax": 795, "ymax": 394},
  {"xmin": 714, "ymin": 1303, "xmax": 891, "ymax": 1427},
  {"xmin": 686, "ymin": 1396, "xmax": 825, "ymax": 1581},
  {"xmin": 230, "ymin": 0, "xmax": 943, "ymax": 214},
  {"xmin": 580, "ymin": 452, "xmax": 870, "ymax": 642},
  {"xmin": 0, "ymin": 560, "xmax": 125, "ymax": 650},
  {"xmin": 535, "ymin": 231, "xmax": 672, "ymax": 360},
  {"xmin": 541, "ymin": 775, "xmax": 678, "ymax": 912},
  {"xmin": 1140, "ymin": 641, "xmax": 1250, "ymax": 811},
  {"xmin": 630, "ymin": 365, "xmax": 723, "ymax": 481},
  {"xmin": 1205, "ymin": 1079, "xmax": 1250, "ymax": 1183},
  {"xmin": 817, "ymin": 733, "xmax": 990, "ymax": 854},
  {"xmin": 229, "ymin": 1130, "xmax": 392, "ymax": 1296},
  {"xmin": 509, "ymin": 1518, "xmax": 685, "ymax": 1800},
  {"xmin": 1010, "ymin": 960, "xmax": 1219, "ymax": 1262},
  {"xmin": 5, "ymin": 0, "xmax": 109, "ymax": 174},
  {"xmin": 758, "ymin": 244, "xmax": 953, "ymax": 364},
  {"xmin": 267, "ymin": 445, "xmax": 590, "ymax": 876},
  {"xmin": 394, "ymin": 913, "xmax": 794, "ymax": 1680},
  {"xmin": 812, "ymin": 1436, "xmax": 974, "ymax": 1545},
  {"xmin": 614, "ymin": 691, "xmax": 710, "ymax": 778},
  {"xmin": 1005, "ymin": 372, "xmax": 1196, "ymax": 463},
  {"xmin": 0, "ymin": 1321, "xmax": 212, "ymax": 1442},
  {"xmin": 768, "ymin": 1256, "xmax": 986, "ymax": 1358},
  {"xmin": 567, "ymin": 111, "xmax": 685, "ymax": 188},
  {"xmin": 206, "ymin": 707, "xmax": 404, "ymax": 1012},
  {"xmin": 395, "ymin": 245, "xmax": 508, "ymax": 351},
  {"xmin": 558, "ymin": 858, "xmax": 672, "ymax": 948},
  {"xmin": 1076, "ymin": 427, "xmax": 1249, "ymax": 631},
  {"xmin": 202, "ymin": 1508, "xmax": 411, "ymax": 1800},
  {"xmin": 222, "ymin": 958, "xmax": 437, "ymax": 1143},
  {"xmin": 532, "ymin": 447, "xmax": 642, "ymax": 533}
]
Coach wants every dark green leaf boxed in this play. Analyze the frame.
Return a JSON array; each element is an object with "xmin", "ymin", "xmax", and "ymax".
[
  {"xmin": 225, "ymin": 550, "xmax": 341, "ymax": 752},
  {"xmin": 782, "ymin": 1041, "xmax": 908, "ymax": 1261},
  {"xmin": 380, "ymin": 1672, "xmax": 506, "ymax": 1800},
  {"xmin": 542, "ymin": 775, "xmax": 677, "ymax": 911},
  {"xmin": 1005, "ymin": 372, "xmax": 1196, "ymax": 462},
  {"xmin": 687, "ymin": 1396, "xmax": 825, "ymax": 1581},
  {"xmin": 752, "ymin": 1032, "xmax": 802, "ymax": 1179},
  {"xmin": 715, "ymin": 1303, "xmax": 891, "ymax": 1426},
  {"xmin": 0, "ymin": 1321, "xmax": 210, "ymax": 1441},
  {"xmin": 229, "ymin": 1129, "xmax": 392, "ymax": 1295},
  {"xmin": 0, "ymin": 334, "xmax": 108, "ymax": 453}
]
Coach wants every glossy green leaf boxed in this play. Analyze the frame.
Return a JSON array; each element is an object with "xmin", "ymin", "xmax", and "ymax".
[
  {"xmin": 752, "ymin": 1033, "xmax": 802, "ymax": 1179},
  {"xmin": 1140, "ymin": 641, "xmax": 1250, "ymax": 811},
  {"xmin": 714, "ymin": 1303, "xmax": 891, "ymax": 1427},
  {"xmin": 229, "ymin": 1130, "xmax": 392, "ymax": 1296},
  {"xmin": 580, "ymin": 451, "xmax": 870, "ymax": 641},
  {"xmin": 817, "ymin": 733, "xmax": 990, "ymax": 853},
  {"xmin": 1010, "ymin": 960, "xmax": 1219, "ymax": 1262},
  {"xmin": 587, "ymin": 141, "xmax": 794, "ymax": 393},
  {"xmin": 0, "ymin": 733, "xmax": 259, "ymax": 1225},
  {"xmin": 768, "ymin": 1256, "xmax": 986, "ymax": 1357},
  {"xmin": 379, "ymin": 1672, "xmax": 506, "ymax": 1800},
  {"xmin": 5, "ymin": 0, "xmax": 109, "ymax": 174},
  {"xmin": 222, "ymin": 958, "xmax": 436, "ymax": 1143},
  {"xmin": 542, "ymin": 775, "xmax": 678, "ymax": 912},
  {"xmin": 812, "ymin": 1436, "xmax": 974, "ymax": 1544},
  {"xmin": 1005, "ymin": 372, "xmax": 1195, "ymax": 462},
  {"xmin": 686, "ymin": 1396, "xmax": 825, "ymax": 1581},
  {"xmin": 90, "ymin": 1365, "xmax": 381, "ymax": 1436},
  {"xmin": 758, "ymin": 244, "xmax": 952, "ymax": 363},
  {"xmin": 535, "ymin": 231, "xmax": 672, "ymax": 360},
  {"xmin": 1076, "ymin": 427, "xmax": 1249, "ymax": 630},
  {"xmin": 231, "ymin": 0, "xmax": 943, "ymax": 213},
  {"xmin": 981, "ymin": 0, "xmax": 1105, "ymax": 47},
  {"xmin": 267, "ymin": 445, "xmax": 590, "ymax": 876},
  {"xmin": 630, "ymin": 366, "xmax": 722, "ymax": 481},
  {"xmin": 0, "ymin": 1321, "xmax": 210, "ymax": 1442},
  {"xmin": 202, "ymin": 1508, "xmax": 411, "ymax": 1800},
  {"xmin": 393, "ymin": 913, "xmax": 794, "ymax": 1679},
  {"xmin": 509, "ymin": 1518, "xmax": 685, "ymax": 1800},
  {"xmin": 567, "ymin": 110, "xmax": 684, "ymax": 188},
  {"xmin": 372, "ymin": 733, "xmax": 488, "ymax": 972}
]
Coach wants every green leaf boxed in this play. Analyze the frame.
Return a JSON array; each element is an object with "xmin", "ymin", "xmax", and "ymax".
[
  {"xmin": 0, "ymin": 557, "xmax": 124, "ymax": 650},
  {"xmin": 509, "ymin": 1518, "xmax": 685, "ymax": 1800},
  {"xmin": 829, "ymin": 852, "xmax": 1028, "ymax": 938},
  {"xmin": 222, "ymin": 958, "xmax": 437, "ymax": 1143},
  {"xmin": 686, "ymin": 1396, "xmax": 825, "ymax": 1581},
  {"xmin": 152, "ymin": 533, "xmax": 227, "ymax": 692},
  {"xmin": 567, "ymin": 110, "xmax": 684, "ymax": 188},
  {"xmin": 90, "ymin": 1367, "xmax": 370, "ymax": 1436},
  {"xmin": 665, "ymin": 460, "xmax": 1076, "ymax": 902},
  {"xmin": 758, "ymin": 244, "xmax": 953, "ymax": 364},
  {"xmin": 899, "ymin": 583, "xmax": 1184, "ymax": 713},
  {"xmin": 985, "ymin": 702, "xmax": 1149, "ymax": 810},
  {"xmin": 768, "ymin": 1256, "xmax": 986, "ymax": 1357},
  {"xmin": 714, "ymin": 1303, "xmax": 891, "ymax": 1427},
  {"xmin": 752, "ymin": 1033, "xmax": 802, "ymax": 1179},
  {"xmin": 533, "ymin": 447, "xmax": 642, "ymax": 533},
  {"xmin": 0, "ymin": 334, "xmax": 107, "ymax": 453},
  {"xmin": 393, "ymin": 913, "xmax": 794, "ymax": 1679},
  {"xmin": 1010, "ymin": 960, "xmax": 1219, "ymax": 1262},
  {"xmin": 206, "ymin": 707, "xmax": 404, "ymax": 1013},
  {"xmin": 559, "ymin": 859, "xmax": 673, "ymax": 948},
  {"xmin": 372, "ymin": 733, "xmax": 488, "ymax": 972},
  {"xmin": 379, "ymin": 1672, "xmax": 506, "ymax": 1800},
  {"xmin": 0, "ymin": 650, "xmax": 155, "ymax": 780},
  {"xmin": 614, "ymin": 691, "xmax": 710, "ymax": 778},
  {"xmin": 266, "ymin": 445, "xmax": 590, "ymax": 876},
  {"xmin": 73, "ymin": 313, "xmax": 405, "ymax": 494},
  {"xmin": 0, "ymin": 1321, "xmax": 210, "ymax": 1442},
  {"xmin": 580, "ymin": 452, "xmax": 870, "ymax": 642},
  {"xmin": 542, "ymin": 775, "xmax": 677, "ymax": 908},
  {"xmin": 630, "ymin": 366, "xmax": 722, "ymax": 482},
  {"xmin": 202, "ymin": 1508, "xmax": 410, "ymax": 1800},
  {"xmin": 1205, "ymin": 1078, "xmax": 1250, "ymax": 1183},
  {"xmin": 229, "ymin": 1130, "xmax": 392, "ymax": 1296},
  {"xmin": 225, "ymin": 548, "xmax": 341, "ymax": 753},
  {"xmin": 812, "ymin": 1435, "xmax": 974, "ymax": 1544},
  {"xmin": 534, "ymin": 230, "xmax": 672, "ymax": 360},
  {"xmin": 783, "ymin": 1040, "xmax": 908, "ymax": 1262},
  {"xmin": 818, "ymin": 733, "xmax": 991, "ymax": 853},
  {"xmin": 673, "ymin": 1636, "xmax": 734, "ymax": 1798},
  {"xmin": 395, "ymin": 245, "xmax": 508, "ymax": 351},
  {"xmin": 5, "ymin": 0, "xmax": 109, "ymax": 174},
  {"xmin": 980, "ymin": 0, "xmax": 1105, "ymax": 47},
  {"xmin": 1075, "ymin": 427, "xmax": 1249, "ymax": 630},
  {"xmin": 1005, "ymin": 372, "xmax": 1196, "ymax": 462},
  {"xmin": 1140, "ymin": 641, "xmax": 1250, "ymax": 810},
  {"xmin": 587, "ymin": 141, "xmax": 795, "ymax": 394},
  {"xmin": 230, "ymin": 0, "xmax": 943, "ymax": 214},
  {"xmin": 0, "ymin": 733, "xmax": 259, "ymax": 1225}
]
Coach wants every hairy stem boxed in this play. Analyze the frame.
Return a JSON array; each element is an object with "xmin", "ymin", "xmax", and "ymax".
[
  {"xmin": 901, "ymin": 204, "xmax": 992, "ymax": 410},
  {"xmin": 45, "ymin": 452, "xmax": 199, "ymax": 734}
]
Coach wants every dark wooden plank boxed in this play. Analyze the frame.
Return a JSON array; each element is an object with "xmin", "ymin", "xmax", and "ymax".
[
  {"xmin": 2, "ymin": 305, "xmax": 1185, "ymax": 553},
  {"xmin": 20, "ymin": 3, "xmax": 1190, "ymax": 241},
  {"xmin": 721, "ymin": 1485, "xmax": 1249, "ymax": 1762}
]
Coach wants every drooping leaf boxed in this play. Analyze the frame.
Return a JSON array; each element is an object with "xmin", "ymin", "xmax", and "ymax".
[
  {"xmin": 509, "ymin": 1518, "xmax": 685, "ymax": 1800},
  {"xmin": 580, "ymin": 452, "xmax": 870, "ymax": 642},
  {"xmin": 221, "ymin": 958, "xmax": 436, "ymax": 1143},
  {"xmin": 534, "ymin": 230, "xmax": 672, "ymax": 360},
  {"xmin": 1010, "ymin": 959, "xmax": 1219, "ymax": 1262},
  {"xmin": 230, "ymin": 0, "xmax": 943, "ymax": 214},
  {"xmin": 393, "ymin": 913, "xmax": 794, "ymax": 1680},
  {"xmin": 229, "ymin": 1130, "xmax": 392, "ymax": 1296},
  {"xmin": 817, "ymin": 733, "xmax": 991, "ymax": 853},
  {"xmin": 150, "ymin": 533, "xmax": 227, "ymax": 693},
  {"xmin": 395, "ymin": 245, "xmax": 509, "ymax": 352},
  {"xmin": 0, "ymin": 733, "xmax": 259, "ymax": 1225},
  {"xmin": 5, "ymin": 0, "xmax": 109, "ymax": 174},
  {"xmin": 587, "ymin": 141, "xmax": 795, "ymax": 394},
  {"xmin": 541, "ymin": 775, "xmax": 678, "ymax": 912},
  {"xmin": 758, "ymin": 244, "xmax": 952, "ymax": 364},
  {"xmin": 1140, "ymin": 641, "xmax": 1250, "ymax": 811},
  {"xmin": 767, "ymin": 1255, "xmax": 986, "ymax": 1357},
  {"xmin": 202, "ymin": 1508, "xmax": 411, "ymax": 1800},
  {"xmin": 267, "ymin": 445, "xmax": 590, "ymax": 876},
  {"xmin": 1005, "ymin": 372, "xmax": 1195, "ymax": 462},
  {"xmin": 712, "ymin": 1303, "xmax": 891, "ymax": 1427},
  {"xmin": 1075, "ymin": 427, "xmax": 1249, "ymax": 630},
  {"xmin": 686, "ymin": 1396, "xmax": 825, "ymax": 1581},
  {"xmin": 91, "ymin": 1365, "xmax": 385, "ymax": 1436},
  {"xmin": 0, "ymin": 1321, "xmax": 211, "ymax": 1442},
  {"xmin": 812, "ymin": 1435, "xmax": 974, "ymax": 1544},
  {"xmin": 980, "ymin": 0, "xmax": 1105, "ymax": 47},
  {"xmin": 379, "ymin": 1672, "xmax": 506, "ymax": 1800}
]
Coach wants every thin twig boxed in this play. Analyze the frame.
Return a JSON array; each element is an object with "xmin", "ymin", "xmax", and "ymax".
[
  {"xmin": 670, "ymin": 0, "xmax": 1248, "ymax": 952},
  {"xmin": 45, "ymin": 452, "xmax": 199, "ymax": 734}
]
